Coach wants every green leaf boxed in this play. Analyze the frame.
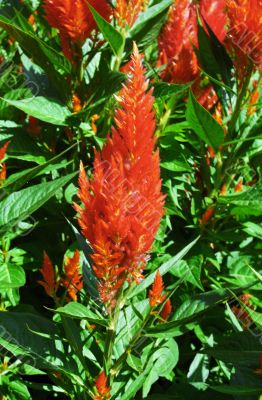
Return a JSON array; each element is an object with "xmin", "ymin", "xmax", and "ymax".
[
  {"xmin": 147, "ymin": 288, "xmax": 236, "ymax": 335},
  {"xmin": 129, "ymin": 236, "xmax": 199, "ymax": 299},
  {"xmin": 119, "ymin": 363, "xmax": 152, "ymax": 400},
  {"xmin": 210, "ymin": 385, "xmax": 262, "ymax": 395},
  {"xmin": 0, "ymin": 264, "xmax": 25, "ymax": 289},
  {"xmin": 87, "ymin": 4, "xmax": 124, "ymax": 56},
  {"xmin": 186, "ymin": 91, "xmax": 224, "ymax": 151},
  {"xmin": 202, "ymin": 331, "xmax": 261, "ymax": 365},
  {"xmin": 67, "ymin": 221, "xmax": 100, "ymax": 302},
  {"xmin": 197, "ymin": 22, "xmax": 233, "ymax": 89},
  {"xmin": 1, "ymin": 96, "xmax": 71, "ymax": 126},
  {"xmin": 0, "ymin": 15, "xmax": 71, "ymax": 97},
  {"xmin": 115, "ymin": 299, "xmax": 150, "ymax": 358},
  {"xmin": 4, "ymin": 143, "xmax": 77, "ymax": 191},
  {"xmin": 56, "ymin": 302, "xmax": 108, "ymax": 327},
  {"xmin": 129, "ymin": 0, "xmax": 173, "ymax": 46},
  {"xmin": 143, "ymin": 339, "xmax": 179, "ymax": 397},
  {"xmin": 0, "ymin": 172, "xmax": 77, "ymax": 230},
  {"xmin": 0, "ymin": 311, "xmax": 66, "ymax": 369},
  {"xmin": 6, "ymin": 380, "xmax": 31, "ymax": 400},
  {"xmin": 170, "ymin": 255, "xmax": 204, "ymax": 290},
  {"xmin": 153, "ymin": 82, "xmax": 192, "ymax": 99},
  {"xmin": 242, "ymin": 221, "xmax": 262, "ymax": 239},
  {"xmin": 219, "ymin": 184, "xmax": 262, "ymax": 213}
]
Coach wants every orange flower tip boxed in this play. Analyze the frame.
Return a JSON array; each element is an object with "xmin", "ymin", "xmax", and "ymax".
[
  {"xmin": 149, "ymin": 270, "xmax": 166, "ymax": 308},
  {"xmin": 0, "ymin": 140, "xmax": 11, "ymax": 161},
  {"xmin": 95, "ymin": 371, "xmax": 110, "ymax": 398},
  {"xmin": 39, "ymin": 251, "xmax": 57, "ymax": 298},
  {"xmin": 234, "ymin": 179, "xmax": 243, "ymax": 193},
  {"xmin": 220, "ymin": 183, "xmax": 227, "ymax": 196},
  {"xmin": 72, "ymin": 94, "xmax": 82, "ymax": 113},
  {"xmin": 61, "ymin": 249, "xmax": 82, "ymax": 301},
  {"xmin": 199, "ymin": 206, "xmax": 215, "ymax": 225}
]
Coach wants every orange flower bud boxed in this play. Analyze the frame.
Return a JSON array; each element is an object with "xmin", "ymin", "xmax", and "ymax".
[{"xmin": 149, "ymin": 271, "xmax": 166, "ymax": 308}]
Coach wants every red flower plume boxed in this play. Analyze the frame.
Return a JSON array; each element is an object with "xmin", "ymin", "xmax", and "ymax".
[
  {"xmin": 157, "ymin": 0, "xmax": 198, "ymax": 84},
  {"xmin": 115, "ymin": 0, "xmax": 145, "ymax": 28},
  {"xmin": 161, "ymin": 298, "xmax": 172, "ymax": 321},
  {"xmin": 43, "ymin": 0, "xmax": 111, "ymax": 61},
  {"xmin": 94, "ymin": 371, "xmax": 110, "ymax": 399},
  {"xmin": 0, "ymin": 140, "xmax": 10, "ymax": 181},
  {"xmin": 75, "ymin": 44, "xmax": 165, "ymax": 309},
  {"xmin": 61, "ymin": 250, "xmax": 82, "ymax": 301},
  {"xmin": 38, "ymin": 252, "xmax": 58, "ymax": 298},
  {"xmin": 149, "ymin": 270, "xmax": 166, "ymax": 308},
  {"xmin": 0, "ymin": 141, "xmax": 10, "ymax": 161},
  {"xmin": 157, "ymin": 0, "xmax": 227, "ymax": 109},
  {"xmin": 226, "ymin": 0, "xmax": 262, "ymax": 74}
]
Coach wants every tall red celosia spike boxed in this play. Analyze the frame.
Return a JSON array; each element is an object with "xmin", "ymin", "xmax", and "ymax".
[
  {"xmin": 115, "ymin": 0, "xmax": 145, "ymax": 28},
  {"xmin": 75, "ymin": 43, "xmax": 165, "ymax": 310},
  {"xmin": 157, "ymin": 0, "xmax": 198, "ymax": 84},
  {"xmin": 38, "ymin": 252, "xmax": 58, "ymax": 298},
  {"xmin": 61, "ymin": 250, "xmax": 82, "ymax": 301},
  {"xmin": 161, "ymin": 298, "xmax": 172, "ymax": 321},
  {"xmin": 43, "ymin": 0, "xmax": 111, "ymax": 61},
  {"xmin": 226, "ymin": 0, "xmax": 262, "ymax": 72},
  {"xmin": 94, "ymin": 371, "xmax": 110, "ymax": 399},
  {"xmin": 149, "ymin": 270, "xmax": 166, "ymax": 308}
]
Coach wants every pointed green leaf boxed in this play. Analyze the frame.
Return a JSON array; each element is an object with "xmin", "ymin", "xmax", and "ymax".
[{"xmin": 186, "ymin": 91, "xmax": 224, "ymax": 151}]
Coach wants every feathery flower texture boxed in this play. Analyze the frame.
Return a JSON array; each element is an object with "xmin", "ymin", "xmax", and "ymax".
[
  {"xmin": 38, "ymin": 252, "xmax": 58, "ymax": 298},
  {"xmin": 157, "ymin": 0, "xmax": 227, "ymax": 109},
  {"xmin": 115, "ymin": 0, "xmax": 145, "ymax": 28},
  {"xmin": 44, "ymin": 0, "xmax": 111, "ymax": 61},
  {"xmin": 149, "ymin": 271, "xmax": 166, "ymax": 307},
  {"xmin": 226, "ymin": 0, "xmax": 262, "ymax": 70},
  {"xmin": 61, "ymin": 250, "xmax": 82, "ymax": 301},
  {"xmin": 94, "ymin": 371, "xmax": 110, "ymax": 400},
  {"xmin": 75, "ymin": 44, "xmax": 165, "ymax": 308},
  {"xmin": 38, "ymin": 250, "xmax": 82, "ymax": 300}
]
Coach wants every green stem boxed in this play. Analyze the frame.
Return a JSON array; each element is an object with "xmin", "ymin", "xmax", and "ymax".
[
  {"xmin": 113, "ymin": 30, "xmax": 126, "ymax": 72},
  {"xmin": 103, "ymin": 287, "xmax": 125, "ymax": 381},
  {"xmin": 111, "ymin": 311, "xmax": 152, "ymax": 378},
  {"xmin": 228, "ymin": 62, "xmax": 253, "ymax": 137}
]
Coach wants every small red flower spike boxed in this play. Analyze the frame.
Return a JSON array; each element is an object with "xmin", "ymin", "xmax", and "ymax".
[
  {"xmin": 0, "ymin": 141, "xmax": 10, "ymax": 161},
  {"xmin": 200, "ymin": 206, "xmax": 215, "ymax": 225},
  {"xmin": 0, "ymin": 140, "xmax": 10, "ymax": 181},
  {"xmin": 61, "ymin": 250, "xmax": 82, "ymax": 301},
  {"xmin": 75, "ymin": 43, "xmax": 165, "ymax": 310},
  {"xmin": 149, "ymin": 271, "xmax": 166, "ymax": 308},
  {"xmin": 72, "ymin": 94, "xmax": 82, "ymax": 113},
  {"xmin": 43, "ymin": 0, "xmax": 111, "ymax": 61},
  {"xmin": 234, "ymin": 178, "xmax": 243, "ymax": 193},
  {"xmin": 38, "ymin": 252, "xmax": 58, "ymax": 298},
  {"xmin": 161, "ymin": 298, "xmax": 172, "ymax": 321},
  {"xmin": 94, "ymin": 371, "xmax": 110, "ymax": 400}
]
